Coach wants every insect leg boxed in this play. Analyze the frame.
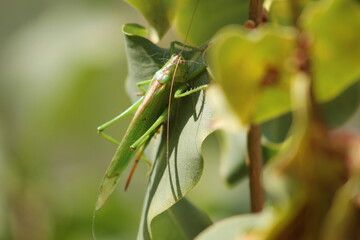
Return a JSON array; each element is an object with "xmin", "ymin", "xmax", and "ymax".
[
  {"xmin": 170, "ymin": 41, "xmax": 203, "ymax": 53},
  {"xmin": 130, "ymin": 108, "xmax": 168, "ymax": 150},
  {"xmin": 174, "ymin": 65, "xmax": 208, "ymax": 98},
  {"xmin": 137, "ymin": 79, "xmax": 152, "ymax": 86},
  {"xmin": 136, "ymin": 79, "xmax": 152, "ymax": 95},
  {"xmin": 125, "ymin": 109, "xmax": 166, "ymax": 190},
  {"xmin": 97, "ymin": 96, "xmax": 144, "ymax": 145},
  {"xmin": 124, "ymin": 138, "xmax": 150, "ymax": 191},
  {"xmin": 175, "ymin": 84, "xmax": 208, "ymax": 98}
]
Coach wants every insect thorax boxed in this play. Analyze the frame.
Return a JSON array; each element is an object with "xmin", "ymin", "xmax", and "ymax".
[{"xmin": 155, "ymin": 54, "xmax": 188, "ymax": 84}]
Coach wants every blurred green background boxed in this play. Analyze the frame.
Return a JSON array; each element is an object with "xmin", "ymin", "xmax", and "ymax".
[
  {"xmin": 3, "ymin": 0, "xmax": 360, "ymax": 239},
  {"xmin": 0, "ymin": 1, "xmax": 252, "ymax": 239}
]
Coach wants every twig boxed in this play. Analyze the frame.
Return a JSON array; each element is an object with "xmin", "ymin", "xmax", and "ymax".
[
  {"xmin": 249, "ymin": 0, "xmax": 263, "ymax": 26},
  {"xmin": 247, "ymin": 125, "xmax": 264, "ymax": 212},
  {"xmin": 245, "ymin": 0, "xmax": 265, "ymax": 214}
]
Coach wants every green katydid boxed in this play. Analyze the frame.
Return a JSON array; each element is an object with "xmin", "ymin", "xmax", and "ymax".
[{"xmin": 95, "ymin": 39, "xmax": 209, "ymax": 210}]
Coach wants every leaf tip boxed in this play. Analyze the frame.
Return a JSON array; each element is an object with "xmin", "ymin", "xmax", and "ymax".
[{"xmin": 122, "ymin": 23, "xmax": 148, "ymax": 37}]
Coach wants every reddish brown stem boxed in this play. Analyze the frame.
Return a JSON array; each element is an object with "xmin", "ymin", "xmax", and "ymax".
[
  {"xmin": 247, "ymin": 124, "xmax": 264, "ymax": 212},
  {"xmin": 246, "ymin": 0, "xmax": 265, "ymax": 213},
  {"xmin": 249, "ymin": 0, "xmax": 263, "ymax": 25}
]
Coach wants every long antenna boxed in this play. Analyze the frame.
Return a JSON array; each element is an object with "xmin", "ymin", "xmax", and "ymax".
[
  {"xmin": 181, "ymin": 0, "xmax": 201, "ymax": 54},
  {"xmin": 166, "ymin": 0, "xmax": 201, "ymax": 165}
]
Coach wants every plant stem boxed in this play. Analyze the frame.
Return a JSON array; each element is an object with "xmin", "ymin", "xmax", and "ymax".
[
  {"xmin": 247, "ymin": 125, "xmax": 264, "ymax": 212},
  {"xmin": 246, "ymin": 0, "xmax": 265, "ymax": 213},
  {"xmin": 249, "ymin": 0, "xmax": 263, "ymax": 25}
]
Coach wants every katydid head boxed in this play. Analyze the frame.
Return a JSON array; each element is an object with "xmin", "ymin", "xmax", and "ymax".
[{"xmin": 155, "ymin": 54, "xmax": 188, "ymax": 84}]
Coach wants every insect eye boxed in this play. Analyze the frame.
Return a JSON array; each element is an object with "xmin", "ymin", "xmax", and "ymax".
[{"xmin": 179, "ymin": 60, "xmax": 185, "ymax": 65}]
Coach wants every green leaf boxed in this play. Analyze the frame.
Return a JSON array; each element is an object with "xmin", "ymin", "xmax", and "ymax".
[
  {"xmin": 123, "ymin": 0, "xmax": 176, "ymax": 40},
  {"xmin": 122, "ymin": 24, "xmax": 170, "ymax": 102},
  {"xmin": 209, "ymin": 0, "xmax": 360, "ymax": 127},
  {"xmin": 301, "ymin": 0, "xmax": 360, "ymax": 102},
  {"xmin": 209, "ymin": 25, "xmax": 296, "ymax": 125},
  {"xmin": 218, "ymin": 130, "xmax": 247, "ymax": 186},
  {"xmin": 268, "ymin": 0, "xmax": 294, "ymax": 26},
  {"xmin": 123, "ymin": 0, "xmax": 249, "ymax": 45},
  {"xmin": 150, "ymin": 198, "xmax": 212, "ymax": 240},
  {"xmin": 321, "ymin": 80, "xmax": 360, "ymax": 127},
  {"xmin": 122, "ymin": 24, "xmax": 214, "ymax": 239},
  {"xmin": 138, "ymin": 86, "xmax": 213, "ymax": 239},
  {"xmin": 195, "ymin": 212, "xmax": 271, "ymax": 240},
  {"xmin": 259, "ymin": 79, "xmax": 360, "ymax": 142},
  {"xmin": 268, "ymin": 0, "xmax": 320, "ymax": 26},
  {"xmin": 123, "ymin": 23, "xmax": 148, "ymax": 37},
  {"xmin": 262, "ymin": 113, "xmax": 292, "ymax": 143},
  {"xmin": 174, "ymin": 0, "xmax": 249, "ymax": 45}
]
